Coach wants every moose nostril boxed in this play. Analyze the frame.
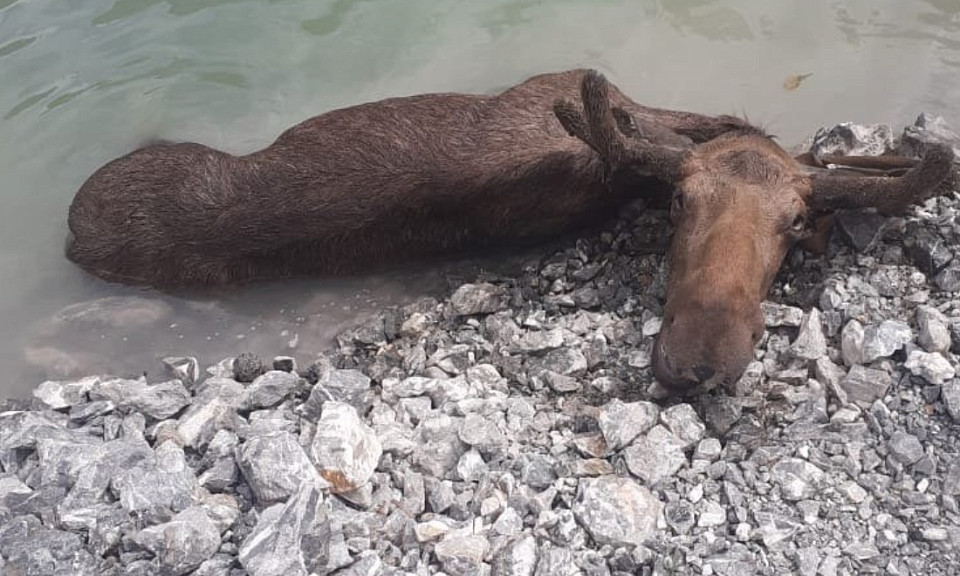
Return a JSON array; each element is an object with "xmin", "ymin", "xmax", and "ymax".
[{"xmin": 692, "ymin": 365, "xmax": 715, "ymax": 383}]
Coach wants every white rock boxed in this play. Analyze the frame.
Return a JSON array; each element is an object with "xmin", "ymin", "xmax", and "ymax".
[
  {"xmin": 310, "ymin": 402, "xmax": 382, "ymax": 493},
  {"xmin": 904, "ymin": 350, "xmax": 956, "ymax": 385}
]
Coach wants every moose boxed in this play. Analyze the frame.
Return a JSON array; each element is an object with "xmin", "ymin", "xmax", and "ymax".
[{"xmin": 66, "ymin": 69, "xmax": 956, "ymax": 394}]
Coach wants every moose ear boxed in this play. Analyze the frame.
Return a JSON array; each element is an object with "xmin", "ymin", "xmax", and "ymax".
[
  {"xmin": 612, "ymin": 107, "xmax": 694, "ymax": 149},
  {"xmin": 553, "ymin": 70, "xmax": 693, "ymax": 183}
]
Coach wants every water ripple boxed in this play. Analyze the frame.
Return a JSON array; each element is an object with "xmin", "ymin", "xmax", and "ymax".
[{"xmin": 0, "ymin": 36, "xmax": 35, "ymax": 59}]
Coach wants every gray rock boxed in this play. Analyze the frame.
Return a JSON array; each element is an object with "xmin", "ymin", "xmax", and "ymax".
[
  {"xmin": 414, "ymin": 519, "xmax": 451, "ymax": 543},
  {"xmin": 544, "ymin": 371, "xmax": 580, "ymax": 393},
  {"xmin": 237, "ymin": 431, "xmax": 325, "ymax": 505},
  {"xmin": 952, "ymin": 320, "xmax": 960, "ymax": 354},
  {"xmin": 921, "ymin": 527, "xmax": 950, "ymax": 542},
  {"xmin": 841, "ymin": 319, "xmax": 866, "ymax": 366},
  {"xmin": 843, "ymin": 542, "xmax": 880, "ymax": 561},
  {"xmin": 899, "ymin": 112, "xmax": 960, "ymax": 159},
  {"xmin": 761, "ymin": 302, "xmax": 804, "ymax": 327},
  {"xmin": 11, "ymin": 416, "xmax": 97, "ymax": 471},
  {"xmin": 68, "ymin": 400, "xmax": 114, "ymax": 423},
  {"xmin": 233, "ymin": 352, "xmax": 265, "ymax": 383},
  {"xmin": 626, "ymin": 347, "xmax": 652, "ymax": 369},
  {"xmin": 624, "ymin": 425, "xmax": 687, "ymax": 485},
  {"xmin": 33, "ymin": 376, "xmax": 98, "ymax": 410},
  {"xmin": 205, "ymin": 429, "xmax": 240, "ymax": 461},
  {"xmin": 335, "ymin": 551, "xmax": 381, "ymax": 576},
  {"xmin": 755, "ymin": 511, "xmax": 803, "ymax": 548},
  {"xmin": 425, "ymin": 477, "xmax": 457, "ymax": 513},
  {"xmin": 597, "ymin": 399, "xmax": 659, "ymax": 451},
  {"xmin": 427, "ymin": 344, "xmax": 473, "ymax": 375},
  {"xmin": 904, "ymin": 350, "xmax": 956, "ymax": 384},
  {"xmin": 795, "ymin": 547, "xmax": 821, "ymax": 576},
  {"xmin": 702, "ymin": 396, "xmax": 743, "ymax": 436},
  {"xmin": 316, "ymin": 369, "xmax": 372, "ymax": 412},
  {"xmin": 413, "ymin": 412, "xmax": 468, "ymax": 479},
  {"xmin": 0, "ymin": 476, "xmax": 32, "ymax": 509},
  {"xmin": 810, "ymin": 122, "xmax": 895, "ymax": 157},
  {"xmin": 888, "ymin": 431, "xmax": 924, "ymax": 465},
  {"xmin": 840, "ymin": 364, "xmax": 892, "ymax": 408},
  {"xmin": 521, "ymin": 454, "xmax": 556, "ymax": 490},
  {"xmin": 770, "ymin": 458, "xmax": 825, "ymax": 501},
  {"xmin": 866, "ymin": 321, "xmax": 914, "ymax": 362},
  {"xmin": 199, "ymin": 458, "xmax": 239, "ymax": 493},
  {"xmin": 935, "ymin": 264, "xmax": 960, "ymax": 292},
  {"xmin": 310, "ymin": 402, "xmax": 382, "ymax": 493},
  {"xmin": 39, "ymin": 438, "xmax": 155, "ymax": 530},
  {"xmin": 507, "ymin": 328, "xmax": 565, "ymax": 354},
  {"xmin": 163, "ymin": 357, "xmax": 201, "ymax": 386},
  {"xmin": 732, "ymin": 360, "xmax": 764, "ymax": 395},
  {"xmin": 788, "ymin": 308, "xmax": 827, "ymax": 360},
  {"xmin": 177, "ymin": 378, "xmax": 245, "ymax": 450},
  {"xmin": 814, "ymin": 356, "xmax": 848, "ymax": 405},
  {"xmin": 664, "ymin": 500, "xmax": 695, "ymax": 534},
  {"xmin": 943, "ymin": 379, "xmax": 960, "ymax": 422},
  {"xmin": 917, "ymin": 306, "xmax": 952, "ymax": 353},
  {"xmin": 0, "ymin": 514, "xmax": 99, "ymax": 575},
  {"xmin": 694, "ymin": 438, "xmax": 722, "ymax": 461},
  {"xmin": 193, "ymin": 555, "xmax": 237, "ymax": 576},
  {"xmin": 199, "ymin": 493, "xmax": 240, "ymax": 535},
  {"xmin": 434, "ymin": 534, "xmax": 489, "ymax": 575},
  {"xmin": 904, "ymin": 224, "xmax": 954, "ymax": 276},
  {"xmin": 493, "ymin": 507, "xmax": 524, "ymax": 536},
  {"xmin": 272, "ymin": 356, "xmax": 296, "ymax": 372},
  {"xmin": 133, "ymin": 507, "xmax": 221, "ymax": 575},
  {"xmin": 89, "ymin": 377, "xmax": 191, "ymax": 420},
  {"xmin": 697, "ymin": 500, "xmax": 726, "ymax": 527},
  {"xmin": 541, "ymin": 347, "xmax": 588, "ymax": 376},
  {"xmin": 573, "ymin": 476, "xmax": 661, "ymax": 548},
  {"xmin": 113, "ymin": 441, "xmax": 199, "ymax": 521},
  {"xmin": 242, "ymin": 370, "xmax": 299, "ymax": 410},
  {"xmin": 491, "ymin": 534, "xmax": 538, "ymax": 576},
  {"xmin": 659, "ymin": 404, "xmax": 706, "ymax": 450},
  {"xmin": 459, "ymin": 413, "xmax": 505, "ymax": 452},
  {"xmin": 450, "ymin": 283, "xmax": 506, "ymax": 316},
  {"xmin": 457, "ymin": 447, "xmax": 488, "ymax": 482},
  {"xmin": 834, "ymin": 209, "xmax": 888, "ymax": 253},
  {"xmin": 238, "ymin": 480, "xmax": 330, "ymax": 576},
  {"xmin": 535, "ymin": 546, "xmax": 580, "ymax": 576}
]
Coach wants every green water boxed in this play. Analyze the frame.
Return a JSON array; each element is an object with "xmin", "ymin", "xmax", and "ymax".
[{"xmin": 0, "ymin": 0, "xmax": 958, "ymax": 397}]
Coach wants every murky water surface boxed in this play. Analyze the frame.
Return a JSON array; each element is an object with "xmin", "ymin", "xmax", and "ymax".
[{"xmin": 1, "ymin": 0, "xmax": 959, "ymax": 397}]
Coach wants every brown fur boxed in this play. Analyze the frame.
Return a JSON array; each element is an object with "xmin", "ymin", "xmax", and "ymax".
[
  {"xmin": 556, "ymin": 71, "xmax": 955, "ymax": 395},
  {"xmin": 66, "ymin": 69, "xmax": 754, "ymax": 288}
]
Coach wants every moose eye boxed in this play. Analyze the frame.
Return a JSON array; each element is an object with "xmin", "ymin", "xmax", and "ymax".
[{"xmin": 789, "ymin": 213, "xmax": 807, "ymax": 234}]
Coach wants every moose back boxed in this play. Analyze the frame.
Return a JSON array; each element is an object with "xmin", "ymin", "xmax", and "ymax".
[{"xmin": 65, "ymin": 69, "xmax": 753, "ymax": 289}]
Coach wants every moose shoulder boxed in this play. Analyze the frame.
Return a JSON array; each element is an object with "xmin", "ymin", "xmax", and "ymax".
[
  {"xmin": 554, "ymin": 71, "xmax": 955, "ymax": 395},
  {"xmin": 66, "ymin": 69, "xmax": 752, "ymax": 289}
]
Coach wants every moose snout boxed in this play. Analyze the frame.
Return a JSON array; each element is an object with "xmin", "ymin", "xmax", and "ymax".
[
  {"xmin": 652, "ymin": 304, "xmax": 762, "ymax": 395},
  {"xmin": 652, "ymin": 337, "xmax": 717, "ymax": 393}
]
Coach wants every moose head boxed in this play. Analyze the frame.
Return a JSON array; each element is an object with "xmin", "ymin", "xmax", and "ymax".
[{"xmin": 554, "ymin": 71, "xmax": 956, "ymax": 395}]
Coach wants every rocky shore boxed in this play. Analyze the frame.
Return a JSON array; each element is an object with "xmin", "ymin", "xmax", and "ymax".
[{"xmin": 2, "ymin": 117, "xmax": 960, "ymax": 575}]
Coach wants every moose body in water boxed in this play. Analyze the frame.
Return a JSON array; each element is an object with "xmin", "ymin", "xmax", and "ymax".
[
  {"xmin": 66, "ymin": 69, "xmax": 752, "ymax": 288},
  {"xmin": 66, "ymin": 69, "xmax": 956, "ymax": 395}
]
